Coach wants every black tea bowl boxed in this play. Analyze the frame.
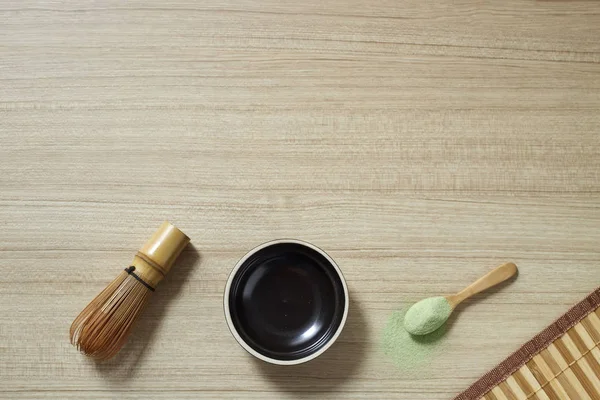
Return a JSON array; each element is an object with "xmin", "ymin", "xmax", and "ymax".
[{"xmin": 224, "ymin": 239, "xmax": 349, "ymax": 365}]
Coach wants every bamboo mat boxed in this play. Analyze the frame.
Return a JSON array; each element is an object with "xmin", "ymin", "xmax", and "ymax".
[{"xmin": 455, "ymin": 288, "xmax": 600, "ymax": 400}]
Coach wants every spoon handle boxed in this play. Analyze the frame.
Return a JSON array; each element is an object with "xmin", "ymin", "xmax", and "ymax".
[{"xmin": 446, "ymin": 262, "xmax": 518, "ymax": 308}]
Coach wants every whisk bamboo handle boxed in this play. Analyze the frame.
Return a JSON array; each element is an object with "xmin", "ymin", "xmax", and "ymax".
[
  {"xmin": 138, "ymin": 221, "xmax": 190, "ymax": 275},
  {"xmin": 132, "ymin": 221, "xmax": 190, "ymax": 287}
]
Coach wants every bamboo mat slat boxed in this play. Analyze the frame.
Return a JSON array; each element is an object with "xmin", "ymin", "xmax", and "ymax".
[{"xmin": 455, "ymin": 288, "xmax": 600, "ymax": 400}]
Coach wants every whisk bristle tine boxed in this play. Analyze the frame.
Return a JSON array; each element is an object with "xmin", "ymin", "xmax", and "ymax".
[{"xmin": 70, "ymin": 271, "xmax": 153, "ymax": 360}]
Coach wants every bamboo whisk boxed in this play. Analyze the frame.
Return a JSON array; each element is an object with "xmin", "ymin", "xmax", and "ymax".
[{"xmin": 70, "ymin": 221, "xmax": 190, "ymax": 360}]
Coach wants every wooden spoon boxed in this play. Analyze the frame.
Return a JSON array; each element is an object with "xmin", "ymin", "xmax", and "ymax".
[{"xmin": 404, "ymin": 262, "xmax": 518, "ymax": 335}]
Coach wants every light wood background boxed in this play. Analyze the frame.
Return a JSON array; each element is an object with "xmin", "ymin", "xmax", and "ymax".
[{"xmin": 1, "ymin": 0, "xmax": 599, "ymax": 399}]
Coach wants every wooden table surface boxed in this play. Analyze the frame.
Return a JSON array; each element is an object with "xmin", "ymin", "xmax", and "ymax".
[{"xmin": 1, "ymin": 1, "xmax": 599, "ymax": 399}]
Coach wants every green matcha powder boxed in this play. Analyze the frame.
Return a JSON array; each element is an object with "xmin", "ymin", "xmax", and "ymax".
[{"xmin": 381, "ymin": 302, "xmax": 449, "ymax": 370}]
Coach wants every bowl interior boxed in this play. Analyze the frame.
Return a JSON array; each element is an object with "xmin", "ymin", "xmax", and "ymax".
[{"xmin": 227, "ymin": 242, "xmax": 346, "ymax": 362}]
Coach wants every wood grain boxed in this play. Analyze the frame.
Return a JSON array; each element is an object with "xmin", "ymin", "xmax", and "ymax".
[{"xmin": 1, "ymin": 0, "xmax": 599, "ymax": 398}]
